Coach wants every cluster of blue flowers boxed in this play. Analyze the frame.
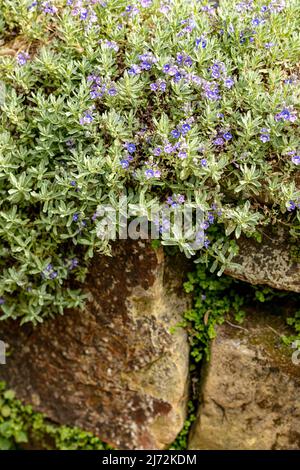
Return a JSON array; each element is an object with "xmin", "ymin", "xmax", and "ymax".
[
  {"xmin": 28, "ymin": 0, "xmax": 58, "ymax": 14},
  {"xmin": 166, "ymin": 194, "xmax": 185, "ymax": 207},
  {"xmin": 41, "ymin": 263, "xmax": 58, "ymax": 280},
  {"xmin": 0, "ymin": 0, "xmax": 299, "ymax": 322},
  {"xmin": 288, "ymin": 200, "xmax": 300, "ymax": 212},
  {"xmin": 87, "ymin": 73, "xmax": 117, "ymax": 99},
  {"xmin": 128, "ymin": 52, "xmax": 157, "ymax": 76},
  {"xmin": 275, "ymin": 107, "xmax": 297, "ymax": 123},
  {"xmin": 213, "ymin": 131, "xmax": 233, "ymax": 146}
]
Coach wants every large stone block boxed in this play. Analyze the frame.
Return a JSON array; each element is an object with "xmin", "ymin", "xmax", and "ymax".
[
  {"xmin": 225, "ymin": 229, "xmax": 300, "ymax": 293},
  {"xmin": 0, "ymin": 241, "xmax": 190, "ymax": 450},
  {"xmin": 189, "ymin": 310, "xmax": 300, "ymax": 450}
]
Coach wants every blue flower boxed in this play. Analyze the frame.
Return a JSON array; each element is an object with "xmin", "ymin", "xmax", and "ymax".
[
  {"xmin": 211, "ymin": 63, "xmax": 221, "ymax": 79},
  {"xmin": 203, "ymin": 82, "xmax": 220, "ymax": 101},
  {"xmin": 167, "ymin": 66, "xmax": 178, "ymax": 76},
  {"xmin": 223, "ymin": 132, "xmax": 232, "ymax": 140},
  {"xmin": 66, "ymin": 139, "xmax": 75, "ymax": 148},
  {"xmin": 140, "ymin": 61, "xmax": 151, "ymax": 70},
  {"xmin": 260, "ymin": 133, "xmax": 270, "ymax": 143},
  {"xmin": 275, "ymin": 107, "xmax": 297, "ymax": 123},
  {"xmin": 171, "ymin": 129, "xmax": 181, "ymax": 139},
  {"xmin": 207, "ymin": 212, "xmax": 214, "ymax": 224},
  {"xmin": 28, "ymin": 1, "xmax": 38, "ymax": 10},
  {"xmin": 201, "ymin": 158, "xmax": 208, "ymax": 167},
  {"xmin": 145, "ymin": 169, "xmax": 155, "ymax": 178},
  {"xmin": 195, "ymin": 37, "xmax": 207, "ymax": 48},
  {"xmin": 184, "ymin": 56, "xmax": 193, "ymax": 67},
  {"xmin": 41, "ymin": 263, "xmax": 58, "ymax": 280},
  {"xmin": 17, "ymin": 52, "xmax": 30, "ymax": 66},
  {"xmin": 173, "ymin": 72, "xmax": 182, "ymax": 82},
  {"xmin": 181, "ymin": 123, "xmax": 191, "ymax": 134},
  {"xmin": 224, "ymin": 77, "xmax": 234, "ymax": 88},
  {"xmin": 291, "ymin": 155, "xmax": 300, "ymax": 165},
  {"xmin": 120, "ymin": 159, "xmax": 129, "ymax": 169},
  {"xmin": 164, "ymin": 143, "xmax": 174, "ymax": 154},
  {"xmin": 176, "ymin": 53, "xmax": 184, "ymax": 64},
  {"xmin": 140, "ymin": 0, "xmax": 152, "ymax": 7},
  {"xmin": 287, "ymin": 201, "xmax": 296, "ymax": 211},
  {"xmin": 159, "ymin": 81, "xmax": 167, "ymax": 92},
  {"xmin": 178, "ymin": 150, "xmax": 187, "ymax": 159},
  {"xmin": 69, "ymin": 258, "xmax": 79, "ymax": 270},
  {"xmin": 73, "ymin": 213, "xmax": 79, "ymax": 222},
  {"xmin": 108, "ymin": 87, "xmax": 117, "ymax": 96},
  {"xmin": 281, "ymin": 109, "xmax": 291, "ymax": 120},
  {"xmin": 80, "ymin": 9, "xmax": 89, "ymax": 20},
  {"xmin": 213, "ymin": 137, "xmax": 224, "ymax": 146},
  {"xmin": 79, "ymin": 111, "xmax": 94, "ymax": 125},
  {"xmin": 204, "ymin": 239, "xmax": 210, "ymax": 248},
  {"xmin": 42, "ymin": 2, "xmax": 58, "ymax": 14},
  {"xmin": 252, "ymin": 18, "xmax": 260, "ymax": 26},
  {"xmin": 125, "ymin": 142, "xmax": 136, "ymax": 153},
  {"xmin": 128, "ymin": 65, "xmax": 141, "ymax": 75}
]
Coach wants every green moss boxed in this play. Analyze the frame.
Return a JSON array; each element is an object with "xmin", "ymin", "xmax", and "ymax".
[
  {"xmin": 180, "ymin": 264, "xmax": 246, "ymax": 364},
  {"xmin": 168, "ymin": 401, "xmax": 196, "ymax": 450},
  {"xmin": 0, "ymin": 381, "xmax": 112, "ymax": 450},
  {"xmin": 290, "ymin": 244, "xmax": 300, "ymax": 263},
  {"xmin": 181, "ymin": 263, "xmax": 300, "ymax": 365}
]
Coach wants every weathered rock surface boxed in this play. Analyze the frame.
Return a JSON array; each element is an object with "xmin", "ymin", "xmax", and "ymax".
[
  {"xmin": 0, "ymin": 241, "xmax": 190, "ymax": 450},
  {"xmin": 189, "ymin": 310, "xmax": 300, "ymax": 450},
  {"xmin": 225, "ymin": 229, "xmax": 300, "ymax": 292}
]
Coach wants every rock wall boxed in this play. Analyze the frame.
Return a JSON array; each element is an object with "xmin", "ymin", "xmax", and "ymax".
[
  {"xmin": 1, "ymin": 237, "xmax": 300, "ymax": 450},
  {"xmin": 225, "ymin": 229, "xmax": 300, "ymax": 292},
  {"xmin": 188, "ymin": 310, "xmax": 300, "ymax": 450},
  {"xmin": 0, "ymin": 241, "xmax": 190, "ymax": 450}
]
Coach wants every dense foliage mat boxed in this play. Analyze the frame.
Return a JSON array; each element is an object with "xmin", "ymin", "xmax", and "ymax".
[{"xmin": 0, "ymin": 0, "xmax": 299, "ymax": 322}]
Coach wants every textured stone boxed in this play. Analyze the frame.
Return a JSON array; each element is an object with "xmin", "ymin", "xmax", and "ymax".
[
  {"xmin": 225, "ymin": 229, "xmax": 300, "ymax": 293},
  {"xmin": 0, "ymin": 241, "xmax": 190, "ymax": 450},
  {"xmin": 189, "ymin": 310, "xmax": 300, "ymax": 450}
]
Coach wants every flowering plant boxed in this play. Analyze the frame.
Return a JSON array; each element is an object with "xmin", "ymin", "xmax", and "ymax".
[{"xmin": 0, "ymin": 0, "xmax": 299, "ymax": 322}]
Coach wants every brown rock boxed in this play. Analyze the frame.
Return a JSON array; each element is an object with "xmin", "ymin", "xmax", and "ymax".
[
  {"xmin": 225, "ymin": 229, "xmax": 300, "ymax": 292},
  {"xmin": 189, "ymin": 310, "xmax": 300, "ymax": 450},
  {"xmin": 0, "ymin": 241, "xmax": 190, "ymax": 450}
]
